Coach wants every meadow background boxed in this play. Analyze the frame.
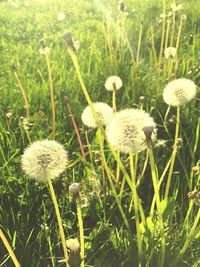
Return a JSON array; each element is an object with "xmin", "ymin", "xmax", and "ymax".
[{"xmin": 0, "ymin": 0, "xmax": 199, "ymax": 266}]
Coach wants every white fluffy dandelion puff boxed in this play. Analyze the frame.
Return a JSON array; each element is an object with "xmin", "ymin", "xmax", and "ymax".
[
  {"xmin": 57, "ymin": 12, "xmax": 65, "ymax": 21},
  {"xmin": 81, "ymin": 102, "xmax": 113, "ymax": 128},
  {"xmin": 105, "ymin": 76, "xmax": 123, "ymax": 91},
  {"xmin": 163, "ymin": 78, "xmax": 197, "ymax": 107},
  {"xmin": 106, "ymin": 109, "xmax": 156, "ymax": 154},
  {"xmin": 21, "ymin": 140, "xmax": 68, "ymax": 182},
  {"xmin": 164, "ymin": 47, "xmax": 177, "ymax": 59}
]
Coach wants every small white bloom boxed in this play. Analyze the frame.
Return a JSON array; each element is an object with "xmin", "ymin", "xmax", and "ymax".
[
  {"xmin": 171, "ymin": 3, "xmax": 183, "ymax": 12},
  {"xmin": 21, "ymin": 140, "xmax": 68, "ymax": 182},
  {"xmin": 163, "ymin": 78, "xmax": 197, "ymax": 107},
  {"xmin": 105, "ymin": 76, "xmax": 123, "ymax": 91},
  {"xmin": 164, "ymin": 47, "xmax": 177, "ymax": 59},
  {"xmin": 106, "ymin": 109, "xmax": 156, "ymax": 154},
  {"xmin": 66, "ymin": 238, "xmax": 80, "ymax": 252},
  {"xmin": 39, "ymin": 47, "xmax": 51, "ymax": 55},
  {"xmin": 160, "ymin": 13, "xmax": 166, "ymax": 19},
  {"xmin": 81, "ymin": 102, "xmax": 113, "ymax": 128},
  {"xmin": 57, "ymin": 12, "xmax": 65, "ymax": 21}
]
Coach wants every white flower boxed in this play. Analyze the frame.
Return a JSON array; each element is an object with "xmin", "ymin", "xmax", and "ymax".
[
  {"xmin": 66, "ymin": 238, "xmax": 80, "ymax": 252},
  {"xmin": 164, "ymin": 47, "xmax": 177, "ymax": 59},
  {"xmin": 39, "ymin": 47, "xmax": 51, "ymax": 55},
  {"xmin": 160, "ymin": 13, "xmax": 166, "ymax": 19},
  {"xmin": 81, "ymin": 102, "xmax": 113, "ymax": 128},
  {"xmin": 163, "ymin": 78, "xmax": 197, "ymax": 107},
  {"xmin": 171, "ymin": 3, "xmax": 183, "ymax": 12},
  {"xmin": 57, "ymin": 12, "xmax": 65, "ymax": 21},
  {"xmin": 106, "ymin": 109, "xmax": 156, "ymax": 154},
  {"xmin": 105, "ymin": 76, "xmax": 123, "ymax": 91},
  {"xmin": 21, "ymin": 140, "xmax": 68, "ymax": 182}
]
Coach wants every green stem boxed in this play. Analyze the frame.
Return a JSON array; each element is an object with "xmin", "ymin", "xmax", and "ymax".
[
  {"xmin": 165, "ymin": 106, "xmax": 180, "ymax": 199},
  {"xmin": 173, "ymin": 209, "xmax": 200, "ymax": 266},
  {"xmin": 14, "ymin": 71, "xmax": 30, "ymax": 117},
  {"xmin": 76, "ymin": 198, "xmax": 84, "ymax": 267},
  {"xmin": 112, "ymin": 89, "xmax": 116, "ymax": 112},
  {"xmin": 99, "ymin": 133, "xmax": 132, "ymax": 236},
  {"xmin": 130, "ymin": 153, "xmax": 142, "ymax": 265},
  {"xmin": 48, "ymin": 180, "xmax": 69, "ymax": 267},
  {"xmin": 148, "ymin": 149, "xmax": 166, "ymax": 267},
  {"xmin": 0, "ymin": 229, "xmax": 21, "ymax": 267},
  {"xmin": 45, "ymin": 53, "xmax": 56, "ymax": 140}
]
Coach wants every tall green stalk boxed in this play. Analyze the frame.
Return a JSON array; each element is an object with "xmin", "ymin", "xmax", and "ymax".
[
  {"xmin": 173, "ymin": 209, "xmax": 200, "ymax": 266},
  {"xmin": 130, "ymin": 153, "xmax": 142, "ymax": 266},
  {"xmin": 0, "ymin": 229, "xmax": 21, "ymax": 267},
  {"xmin": 165, "ymin": 106, "xmax": 180, "ymax": 199},
  {"xmin": 48, "ymin": 180, "xmax": 69, "ymax": 267},
  {"xmin": 76, "ymin": 197, "xmax": 84, "ymax": 267},
  {"xmin": 148, "ymin": 149, "xmax": 166, "ymax": 267}
]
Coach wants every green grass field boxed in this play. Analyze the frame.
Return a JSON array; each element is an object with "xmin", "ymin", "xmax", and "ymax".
[{"xmin": 0, "ymin": 0, "xmax": 199, "ymax": 266}]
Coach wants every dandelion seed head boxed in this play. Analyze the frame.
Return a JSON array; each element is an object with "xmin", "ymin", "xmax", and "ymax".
[
  {"xmin": 69, "ymin": 183, "xmax": 81, "ymax": 195},
  {"xmin": 105, "ymin": 76, "xmax": 123, "ymax": 91},
  {"xmin": 164, "ymin": 47, "xmax": 177, "ymax": 59},
  {"xmin": 81, "ymin": 102, "xmax": 113, "ymax": 128},
  {"xmin": 39, "ymin": 47, "xmax": 51, "ymax": 55},
  {"xmin": 57, "ymin": 12, "xmax": 65, "ymax": 21},
  {"xmin": 163, "ymin": 78, "xmax": 197, "ymax": 106},
  {"xmin": 66, "ymin": 238, "xmax": 80, "ymax": 252},
  {"xmin": 106, "ymin": 109, "xmax": 156, "ymax": 154},
  {"xmin": 21, "ymin": 140, "xmax": 68, "ymax": 182}
]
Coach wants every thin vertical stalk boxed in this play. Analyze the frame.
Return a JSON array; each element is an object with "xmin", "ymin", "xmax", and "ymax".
[
  {"xmin": 150, "ymin": 26, "xmax": 157, "ymax": 65},
  {"xmin": 148, "ymin": 149, "xmax": 166, "ymax": 267},
  {"xmin": 98, "ymin": 133, "xmax": 132, "ymax": 238},
  {"xmin": 165, "ymin": 106, "xmax": 180, "ymax": 199},
  {"xmin": 130, "ymin": 153, "xmax": 142, "ymax": 266},
  {"xmin": 45, "ymin": 53, "xmax": 56, "ymax": 139},
  {"xmin": 85, "ymin": 130, "xmax": 94, "ymax": 168},
  {"xmin": 48, "ymin": 180, "xmax": 69, "ymax": 267},
  {"xmin": 0, "ymin": 229, "xmax": 21, "ymax": 267},
  {"xmin": 170, "ymin": 2, "xmax": 176, "ymax": 47},
  {"xmin": 14, "ymin": 71, "xmax": 29, "ymax": 117},
  {"xmin": 64, "ymin": 96, "xmax": 86, "ymax": 161},
  {"xmin": 76, "ymin": 198, "xmax": 84, "ymax": 267},
  {"xmin": 159, "ymin": 0, "xmax": 166, "ymax": 68},
  {"xmin": 173, "ymin": 209, "xmax": 200, "ymax": 266},
  {"xmin": 112, "ymin": 89, "xmax": 116, "ymax": 112},
  {"xmin": 136, "ymin": 23, "xmax": 143, "ymax": 64}
]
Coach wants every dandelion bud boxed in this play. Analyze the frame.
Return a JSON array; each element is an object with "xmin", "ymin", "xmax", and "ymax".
[
  {"xmin": 66, "ymin": 238, "xmax": 82, "ymax": 267},
  {"xmin": 187, "ymin": 191, "xmax": 200, "ymax": 206},
  {"xmin": 139, "ymin": 96, "xmax": 145, "ymax": 108},
  {"xmin": 63, "ymin": 31, "xmax": 77, "ymax": 52},
  {"xmin": 6, "ymin": 112, "xmax": 13, "ymax": 119},
  {"xmin": 12, "ymin": 63, "xmax": 19, "ymax": 71},
  {"xmin": 69, "ymin": 183, "xmax": 81, "ymax": 195},
  {"xmin": 142, "ymin": 125, "xmax": 155, "ymax": 147},
  {"xmin": 118, "ymin": 0, "xmax": 126, "ymax": 12},
  {"xmin": 192, "ymin": 160, "xmax": 200, "ymax": 175}
]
